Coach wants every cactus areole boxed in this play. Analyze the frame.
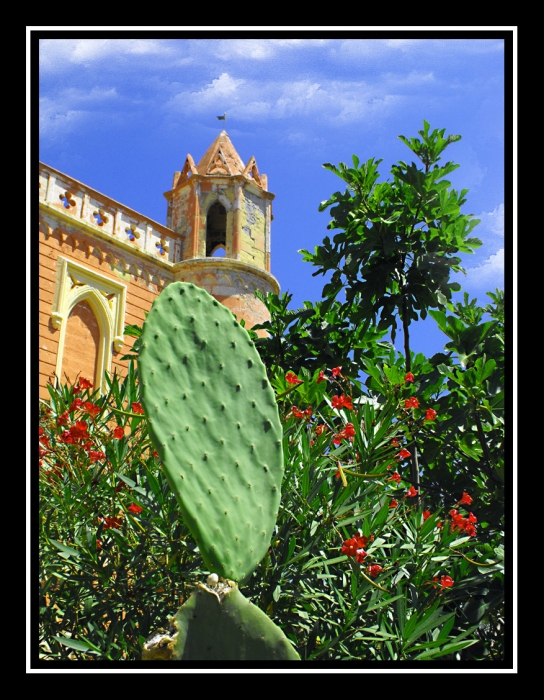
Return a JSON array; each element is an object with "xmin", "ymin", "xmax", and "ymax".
[{"xmin": 138, "ymin": 282, "xmax": 284, "ymax": 583}]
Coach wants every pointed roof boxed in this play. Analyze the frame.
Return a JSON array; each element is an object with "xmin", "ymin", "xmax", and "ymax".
[{"xmin": 196, "ymin": 130, "xmax": 246, "ymax": 176}]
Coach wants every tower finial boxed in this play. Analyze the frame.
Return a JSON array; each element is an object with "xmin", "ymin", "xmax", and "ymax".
[{"xmin": 217, "ymin": 112, "xmax": 226, "ymax": 121}]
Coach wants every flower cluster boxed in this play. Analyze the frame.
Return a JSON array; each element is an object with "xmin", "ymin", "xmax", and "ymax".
[
  {"xmin": 131, "ymin": 402, "xmax": 144, "ymax": 415},
  {"xmin": 332, "ymin": 422, "xmax": 356, "ymax": 445},
  {"xmin": 100, "ymin": 515, "xmax": 123, "ymax": 531},
  {"xmin": 289, "ymin": 406, "xmax": 313, "ymax": 421},
  {"xmin": 285, "ymin": 371, "xmax": 303, "ymax": 385},
  {"xmin": 73, "ymin": 377, "xmax": 93, "ymax": 394},
  {"xmin": 406, "ymin": 486, "xmax": 418, "ymax": 498},
  {"xmin": 404, "ymin": 397, "xmax": 419, "ymax": 409},
  {"xmin": 431, "ymin": 575, "xmax": 454, "ymax": 590},
  {"xmin": 341, "ymin": 532, "xmax": 374, "ymax": 563},
  {"xmin": 449, "ymin": 509, "xmax": 477, "ymax": 537},
  {"xmin": 331, "ymin": 394, "xmax": 353, "ymax": 410},
  {"xmin": 404, "ymin": 372, "xmax": 415, "ymax": 383},
  {"xmin": 127, "ymin": 503, "xmax": 143, "ymax": 514}
]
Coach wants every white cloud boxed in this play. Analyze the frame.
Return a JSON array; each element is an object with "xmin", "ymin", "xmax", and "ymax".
[
  {"xmin": 39, "ymin": 39, "xmax": 172, "ymax": 72},
  {"xmin": 212, "ymin": 38, "xmax": 332, "ymax": 61},
  {"xmin": 39, "ymin": 88, "xmax": 118, "ymax": 140},
  {"xmin": 464, "ymin": 248, "xmax": 504, "ymax": 289},
  {"xmin": 166, "ymin": 71, "xmax": 402, "ymax": 125},
  {"xmin": 477, "ymin": 203, "xmax": 504, "ymax": 237},
  {"xmin": 336, "ymin": 38, "xmax": 503, "ymax": 61}
]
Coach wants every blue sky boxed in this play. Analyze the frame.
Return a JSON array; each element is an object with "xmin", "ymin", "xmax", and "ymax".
[{"xmin": 36, "ymin": 31, "xmax": 512, "ymax": 359}]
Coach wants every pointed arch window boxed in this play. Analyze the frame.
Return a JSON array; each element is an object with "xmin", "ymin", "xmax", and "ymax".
[
  {"xmin": 51, "ymin": 257, "xmax": 127, "ymax": 392},
  {"xmin": 206, "ymin": 201, "xmax": 227, "ymax": 257}
]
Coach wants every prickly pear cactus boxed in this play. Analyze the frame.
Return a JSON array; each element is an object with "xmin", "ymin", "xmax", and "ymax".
[
  {"xmin": 138, "ymin": 282, "xmax": 284, "ymax": 583},
  {"xmin": 142, "ymin": 576, "xmax": 300, "ymax": 661}
]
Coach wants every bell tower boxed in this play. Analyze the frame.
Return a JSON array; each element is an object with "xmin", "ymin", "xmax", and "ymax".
[{"xmin": 164, "ymin": 131, "xmax": 279, "ymax": 329}]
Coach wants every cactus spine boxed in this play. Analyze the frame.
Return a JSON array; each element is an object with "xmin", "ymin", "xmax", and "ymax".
[{"xmin": 139, "ymin": 282, "xmax": 299, "ymax": 660}]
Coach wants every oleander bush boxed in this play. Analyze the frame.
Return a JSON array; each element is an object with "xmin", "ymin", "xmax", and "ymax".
[{"xmin": 38, "ymin": 121, "xmax": 505, "ymax": 661}]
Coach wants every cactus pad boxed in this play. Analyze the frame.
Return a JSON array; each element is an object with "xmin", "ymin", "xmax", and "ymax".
[
  {"xmin": 142, "ymin": 581, "xmax": 300, "ymax": 660},
  {"xmin": 138, "ymin": 282, "xmax": 284, "ymax": 582}
]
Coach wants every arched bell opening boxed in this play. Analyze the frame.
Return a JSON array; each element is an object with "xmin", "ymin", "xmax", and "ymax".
[{"xmin": 206, "ymin": 201, "xmax": 227, "ymax": 257}]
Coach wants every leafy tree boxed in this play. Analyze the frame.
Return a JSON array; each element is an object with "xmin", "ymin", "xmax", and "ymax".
[{"xmin": 302, "ymin": 120, "xmax": 482, "ymax": 362}]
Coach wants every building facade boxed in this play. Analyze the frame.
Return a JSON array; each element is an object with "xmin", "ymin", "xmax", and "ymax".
[{"xmin": 38, "ymin": 131, "xmax": 280, "ymax": 400}]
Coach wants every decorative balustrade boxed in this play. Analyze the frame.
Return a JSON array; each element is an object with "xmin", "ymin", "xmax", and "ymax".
[{"xmin": 39, "ymin": 164, "xmax": 183, "ymax": 264}]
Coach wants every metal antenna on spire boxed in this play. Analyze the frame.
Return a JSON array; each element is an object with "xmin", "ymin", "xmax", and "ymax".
[{"xmin": 217, "ymin": 113, "xmax": 226, "ymax": 121}]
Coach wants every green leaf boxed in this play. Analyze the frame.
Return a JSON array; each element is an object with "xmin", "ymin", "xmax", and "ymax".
[
  {"xmin": 405, "ymin": 612, "xmax": 455, "ymax": 648},
  {"xmin": 49, "ymin": 539, "xmax": 81, "ymax": 560},
  {"xmin": 53, "ymin": 636, "xmax": 99, "ymax": 654}
]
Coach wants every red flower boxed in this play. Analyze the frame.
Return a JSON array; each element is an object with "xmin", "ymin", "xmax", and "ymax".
[
  {"xmin": 424, "ymin": 408, "xmax": 437, "ymax": 421},
  {"xmin": 131, "ymin": 402, "xmax": 144, "ymax": 414},
  {"xmin": 341, "ymin": 532, "xmax": 370, "ymax": 557},
  {"xmin": 355, "ymin": 548, "xmax": 368, "ymax": 563},
  {"xmin": 113, "ymin": 426, "xmax": 125, "ymax": 439},
  {"xmin": 331, "ymin": 394, "xmax": 353, "ymax": 410},
  {"xmin": 70, "ymin": 420, "xmax": 89, "ymax": 441},
  {"xmin": 458, "ymin": 491, "xmax": 473, "ymax": 506},
  {"xmin": 367, "ymin": 564, "xmax": 383, "ymax": 577},
  {"xmin": 423, "ymin": 510, "xmax": 431, "ymax": 521},
  {"xmin": 404, "ymin": 397, "xmax": 419, "ymax": 409},
  {"xmin": 290, "ymin": 406, "xmax": 305, "ymax": 419},
  {"xmin": 332, "ymin": 432, "xmax": 344, "ymax": 445},
  {"xmin": 74, "ymin": 377, "xmax": 93, "ymax": 393},
  {"xmin": 315, "ymin": 424, "xmax": 327, "ymax": 435},
  {"xmin": 127, "ymin": 503, "xmax": 143, "ymax": 514},
  {"xmin": 464, "ymin": 523, "xmax": 477, "ymax": 537},
  {"xmin": 404, "ymin": 372, "xmax": 415, "ymax": 383},
  {"xmin": 331, "ymin": 366, "xmax": 342, "ymax": 377},
  {"xmin": 406, "ymin": 486, "xmax": 418, "ymax": 497},
  {"xmin": 449, "ymin": 508, "xmax": 477, "ymax": 537},
  {"xmin": 83, "ymin": 402, "xmax": 101, "ymax": 418},
  {"xmin": 39, "ymin": 428, "xmax": 50, "ymax": 448},
  {"xmin": 58, "ymin": 430, "xmax": 74, "ymax": 444},
  {"xmin": 389, "ymin": 499, "xmax": 398, "ymax": 508},
  {"xmin": 304, "ymin": 408, "xmax": 313, "ymax": 419},
  {"xmin": 434, "ymin": 575, "xmax": 454, "ymax": 589},
  {"xmin": 316, "ymin": 371, "xmax": 327, "ymax": 383},
  {"xmin": 102, "ymin": 516, "xmax": 122, "ymax": 530},
  {"xmin": 87, "ymin": 450, "xmax": 105, "ymax": 463},
  {"xmin": 343, "ymin": 422, "xmax": 356, "ymax": 438},
  {"xmin": 391, "ymin": 438, "xmax": 400, "ymax": 447},
  {"xmin": 69, "ymin": 398, "xmax": 84, "ymax": 413},
  {"xmin": 398, "ymin": 448, "xmax": 411, "ymax": 460},
  {"xmin": 389, "ymin": 471, "xmax": 401, "ymax": 484},
  {"xmin": 57, "ymin": 411, "xmax": 69, "ymax": 427},
  {"xmin": 96, "ymin": 539, "xmax": 102, "ymax": 550},
  {"xmin": 285, "ymin": 371, "xmax": 303, "ymax": 385}
]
